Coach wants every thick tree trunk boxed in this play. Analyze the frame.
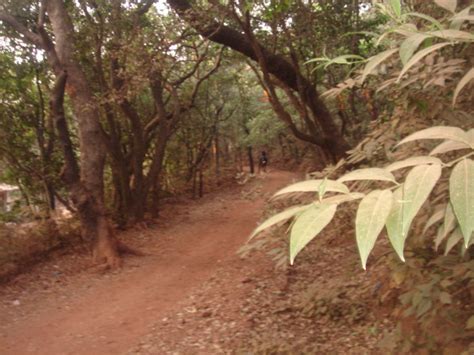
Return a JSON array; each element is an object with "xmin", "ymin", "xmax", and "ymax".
[
  {"xmin": 51, "ymin": 71, "xmax": 121, "ymax": 268},
  {"xmin": 46, "ymin": 0, "xmax": 120, "ymax": 267},
  {"xmin": 1, "ymin": 1, "xmax": 123, "ymax": 267}
]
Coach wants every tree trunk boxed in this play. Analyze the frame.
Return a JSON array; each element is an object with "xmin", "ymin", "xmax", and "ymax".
[
  {"xmin": 214, "ymin": 133, "xmax": 220, "ymax": 185},
  {"xmin": 46, "ymin": 0, "xmax": 120, "ymax": 267},
  {"xmin": 199, "ymin": 168, "xmax": 204, "ymax": 198},
  {"xmin": 247, "ymin": 146, "xmax": 255, "ymax": 174},
  {"xmin": 238, "ymin": 148, "xmax": 244, "ymax": 172},
  {"xmin": 109, "ymin": 160, "xmax": 132, "ymax": 226},
  {"xmin": 278, "ymin": 134, "xmax": 286, "ymax": 160},
  {"xmin": 192, "ymin": 169, "xmax": 197, "ymax": 199},
  {"xmin": 45, "ymin": 181, "xmax": 56, "ymax": 212},
  {"xmin": 148, "ymin": 122, "xmax": 171, "ymax": 218}
]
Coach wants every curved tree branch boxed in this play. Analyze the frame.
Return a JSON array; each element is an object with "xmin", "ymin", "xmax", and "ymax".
[{"xmin": 166, "ymin": 0, "xmax": 351, "ymax": 159}]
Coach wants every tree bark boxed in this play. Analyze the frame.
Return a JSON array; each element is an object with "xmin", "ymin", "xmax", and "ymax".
[
  {"xmin": 247, "ymin": 146, "xmax": 255, "ymax": 174},
  {"xmin": 45, "ymin": 0, "xmax": 121, "ymax": 267},
  {"xmin": 198, "ymin": 168, "xmax": 204, "ymax": 198},
  {"xmin": 50, "ymin": 71, "xmax": 121, "ymax": 268},
  {"xmin": 214, "ymin": 132, "xmax": 220, "ymax": 185},
  {"xmin": 148, "ymin": 122, "xmax": 171, "ymax": 217}
]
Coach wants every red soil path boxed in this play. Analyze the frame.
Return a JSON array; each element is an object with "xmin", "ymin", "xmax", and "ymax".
[{"xmin": 0, "ymin": 170, "xmax": 298, "ymax": 355}]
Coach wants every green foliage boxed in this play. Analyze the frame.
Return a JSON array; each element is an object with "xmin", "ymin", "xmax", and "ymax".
[
  {"xmin": 251, "ymin": 126, "xmax": 473, "ymax": 267},
  {"xmin": 449, "ymin": 159, "xmax": 474, "ymax": 246},
  {"xmin": 386, "ymin": 164, "xmax": 442, "ymax": 262},
  {"xmin": 361, "ymin": 48, "xmax": 398, "ymax": 83},
  {"xmin": 0, "ymin": 49, "xmax": 65, "ymax": 215},
  {"xmin": 250, "ymin": 3, "xmax": 473, "ymax": 350},
  {"xmin": 320, "ymin": 1, "xmax": 473, "ymax": 108},
  {"xmin": 273, "ymin": 179, "xmax": 349, "ymax": 197},
  {"xmin": 289, "ymin": 203, "xmax": 337, "ymax": 265},
  {"xmin": 248, "ymin": 204, "xmax": 311, "ymax": 241},
  {"xmin": 364, "ymin": 1, "xmax": 473, "ymax": 99},
  {"xmin": 356, "ymin": 189, "xmax": 393, "ymax": 269}
]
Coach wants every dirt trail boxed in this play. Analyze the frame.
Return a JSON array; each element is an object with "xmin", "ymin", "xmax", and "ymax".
[{"xmin": 0, "ymin": 170, "xmax": 299, "ymax": 355}]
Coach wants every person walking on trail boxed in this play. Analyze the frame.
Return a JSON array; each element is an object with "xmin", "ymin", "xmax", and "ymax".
[{"xmin": 258, "ymin": 151, "xmax": 268, "ymax": 173}]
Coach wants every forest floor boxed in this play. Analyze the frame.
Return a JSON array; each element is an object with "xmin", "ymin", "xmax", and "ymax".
[{"xmin": 0, "ymin": 169, "xmax": 392, "ymax": 354}]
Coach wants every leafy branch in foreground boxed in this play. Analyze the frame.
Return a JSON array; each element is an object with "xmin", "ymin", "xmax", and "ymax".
[
  {"xmin": 320, "ymin": 0, "xmax": 474, "ymax": 104},
  {"xmin": 250, "ymin": 126, "xmax": 474, "ymax": 269}
]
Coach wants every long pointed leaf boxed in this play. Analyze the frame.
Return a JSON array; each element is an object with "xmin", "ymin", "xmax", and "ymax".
[
  {"xmin": 399, "ymin": 33, "xmax": 431, "ymax": 65},
  {"xmin": 452, "ymin": 67, "xmax": 474, "ymax": 106},
  {"xmin": 273, "ymin": 179, "xmax": 349, "ymax": 198},
  {"xmin": 390, "ymin": 0, "xmax": 402, "ymax": 17},
  {"xmin": 386, "ymin": 187, "xmax": 405, "ymax": 260},
  {"xmin": 386, "ymin": 164, "xmax": 442, "ymax": 261},
  {"xmin": 428, "ymin": 29, "xmax": 474, "ymax": 41},
  {"xmin": 422, "ymin": 206, "xmax": 446, "ymax": 235},
  {"xmin": 435, "ymin": 0, "xmax": 457, "ymax": 13},
  {"xmin": 361, "ymin": 48, "xmax": 398, "ymax": 83},
  {"xmin": 337, "ymin": 168, "xmax": 397, "ymax": 184},
  {"xmin": 430, "ymin": 140, "xmax": 471, "ymax": 155},
  {"xmin": 469, "ymin": 129, "xmax": 474, "ymax": 145},
  {"xmin": 356, "ymin": 190, "xmax": 393, "ymax": 269},
  {"xmin": 449, "ymin": 159, "xmax": 474, "ymax": 247},
  {"xmin": 385, "ymin": 156, "xmax": 442, "ymax": 172},
  {"xmin": 450, "ymin": 5, "xmax": 474, "ymax": 29},
  {"xmin": 397, "ymin": 126, "xmax": 470, "ymax": 146},
  {"xmin": 249, "ymin": 204, "xmax": 312, "ymax": 240},
  {"xmin": 290, "ymin": 203, "xmax": 337, "ymax": 264},
  {"xmin": 320, "ymin": 192, "xmax": 365, "ymax": 205},
  {"xmin": 404, "ymin": 12, "xmax": 443, "ymax": 29},
  {"xmin": 403, "ymin": 164, "xmax": 442, "ymax": 229},
  {"xmin": 444, "ymin": 228, "xmax": 463, "ymax": 255},
  {"xmin": 435, "ymin": 203, "xmax": 457, "ymax": 250},
  {"xmin": 397, "ymin": 43, "xmax": 451, "ymax": 83}
]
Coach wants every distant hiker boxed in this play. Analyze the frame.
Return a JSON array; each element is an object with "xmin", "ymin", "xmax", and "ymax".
[{"xmin": 258, "ymin": 151, "xmax": 268, "ymax": 173}]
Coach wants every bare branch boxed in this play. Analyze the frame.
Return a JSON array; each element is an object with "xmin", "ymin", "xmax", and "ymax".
[
  {"xmin": 189, "ymin": 46, "xmax": 224, "ymax": 106},
  {"xmin": 171, "ymin": 42, "xmax": 210, "ymax": 87},
  {"xmin": 246, "ymin": 60, "xmax": 323, "ymax": 146}
]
